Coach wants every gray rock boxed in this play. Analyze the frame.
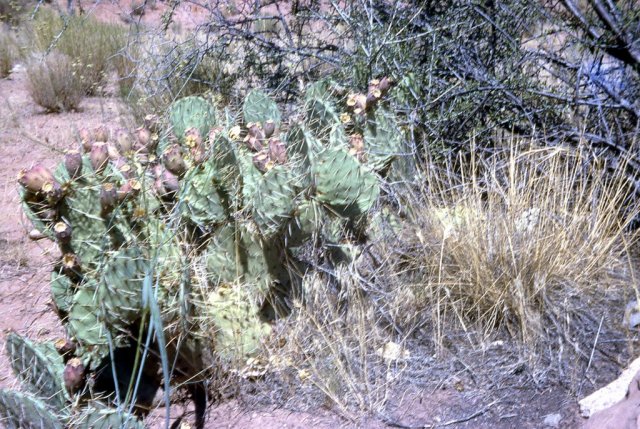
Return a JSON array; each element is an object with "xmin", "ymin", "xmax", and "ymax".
[{"xmin": 542, "ymin": 413, "xmax": 562, "ymax": 428}]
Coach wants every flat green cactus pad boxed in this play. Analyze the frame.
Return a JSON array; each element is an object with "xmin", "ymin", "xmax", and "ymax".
[
  {"xmin": 73, "ymin": 404, "xmax": 144, "ymax": 429},
  {"xmin": 305, "ymin": 97, "xmax": 340, "ymax": 139},
  {"xmin": 50, "ymin": 270, "xmax": 74, "ymax": 315},
  {"xmin": 97, "ymin": 248, "xmax": 147, "ymax": 327},
  {"xmin": 254, "ymin": 165, "xmax": 297, "ymax": 238},
  {"xmin": 179, "ymin": 164, "xmax": 228, "ymax": 228},
  {"xmin": 169, "ymin": 96, "xmax": 218, "ymax": 142},
  {"xmin": 63, "ymin": 185, "xmax": 109, "ymax": 267},
  {"xmin": 203, "ymin": 224, "xmax": 274, "ymax": 296},
  {"xmin": 363, "ymin": 108, "xmax": 402, "ymax": 171},
  {"xmin": 0, "ymin": 389, "xmax": 63, "ymax": 429},
  {"xmin": 205, "ymin": 283, "xmax": 272, "ymax": 360},
  {"xmin": 66, "ymin": 283, "xmax": 110, "ymax": 368},
  {"xmin": 243, "ymin": 90, "xmax": 281, "ymax": 126},
  {"xmin": 312, "ymin": 147, "xmax": 380, "ymax": 218},
  {"xmin": 5, "ymin": 333, "xmax": 68, "ymax": 410}
]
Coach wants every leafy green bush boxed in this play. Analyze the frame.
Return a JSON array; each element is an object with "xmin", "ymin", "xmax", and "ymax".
[
  {"xmin": 26, "ymin": 52, "xmax": 83, "ymax": 112},
  {"xmin": 29, "ymin": 8, "xmax": 129, "ymax": 95}
]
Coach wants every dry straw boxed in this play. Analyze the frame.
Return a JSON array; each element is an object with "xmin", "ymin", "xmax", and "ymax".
[{"xmin": 403, "ymin": 142, "xmax": 639, "ymax": 350}]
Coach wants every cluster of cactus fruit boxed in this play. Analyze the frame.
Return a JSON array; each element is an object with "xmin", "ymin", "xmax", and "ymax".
[{"xmin": 1, "ymin": 77, "xmax": 403, "ymax": 428}]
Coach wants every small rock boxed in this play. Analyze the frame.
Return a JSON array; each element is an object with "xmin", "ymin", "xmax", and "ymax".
[
  {"xmin": 28, "ymin": 229, "xmax": 46, "ymax": 241},
  {"xmin": 542, "ymin": 413, "xmax": 562, "ymax": 427}
]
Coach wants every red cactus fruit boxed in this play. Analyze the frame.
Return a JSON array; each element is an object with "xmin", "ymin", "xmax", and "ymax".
[
  {"xmin": 117, "ymin": 179, "xmax": 141, "ymax": 202},
  {"xmin": 107, "ymin": 143, "xmax": 121, "ymax": 161},
  {"xmin": 248, "ymin": 122, "xmax": 265, "ymax": 140},
  {"xmin": 64, "ymin": 150, "xmax": 83, "ymax": 179},
  {"xmin": 54, "ymin": 338, "xmax": 76, "ymax": 358},
  {"xmin": 90, "ymin": 142, "xmax": 109, "ymax": 173},
  {"xmin": 62, "ymin": 253, "xmax": 81, "ymax": 273},
  {"xmin": 54, "ymin": 222, "xmax": 72, "ymax": 243},
  {"xmin": 17, "ymin": 165, "xmax": 57, "ymax": 193},
  {"xmin": 243, "ymin": 135, "xmax": 263, "ymax": 152},
  {"xmin": 100, "ymin": 182, "xmax": 118, "ymax": 214},
  {"xmin": 114, "ymin": 128, "xmax": 133, "ymax": 154},
  {"xmin": 268, "ymin": 138, "xmax": 287, "ymax": 164},
  {"xmin": 252, "ymin": 150, "xmax": 273, "ymax": 172},
  {"xmin": 263, "ymin": 120, "xmax": 276, "ymax": 139},
  {"xmin": 162, "ymin": 144, "xmax": 187, "ymax": 176},
  {"xmin": 78, "ymin": 128, "xmax": 93, "ymax": 152},
  {"xmin": 93, "ymin": 125, "xmax": 109, "ymax": 143},
  {"xmin": 63, "ymin": 358, "xmax": 85, "ymax": 395}
]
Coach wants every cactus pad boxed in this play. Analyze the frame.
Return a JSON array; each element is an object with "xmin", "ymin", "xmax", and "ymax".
[
  {"xmin": 305, "ymin": 97, "xmax": 340, "ymax": 139},
  {"xmin": 50, "ymin": 270, "xmax": 75, "ymax": 314},
  {"xmin": 73, "ymin": 405, "xmax": 144, "ymax": 429},
  {"xmin": 179, "ymin": 164, "xmax": 227, "ymax": 228},
  {"xmin": 169, "ymin": 96, "xmax": 217, "ymax": 143},
  {"xmin": 363, "ymin": 108, "xmax": 402, "ymax": 172},
  {"xmin": 243, "ymin": 90, "xmax": 281, "ymax": 126},
  {"xmin": 253, "ymin": 165, "xmax": 297, "ymax": 238},
  {"xmin": 0, "ymin": 390, "xmax": 63, "ymax": 429},
  {"xmin": 205, "ymin": 283, "xmax": 272, "ymax": 360},
  {"xmin": 312, "ymin": 148, "xmax": 380, "ymax": 218},
  {"xmin": 5, "ymin": 333, "xmax": 68, "ymax": 409}
]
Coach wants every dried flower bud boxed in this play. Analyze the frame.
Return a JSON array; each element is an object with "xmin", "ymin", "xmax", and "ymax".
[{"xmin": 54, "ymin": 221, "xmax": 72, "ymax": 243}]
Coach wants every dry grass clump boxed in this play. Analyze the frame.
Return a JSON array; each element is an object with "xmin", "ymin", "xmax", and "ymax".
[
  {"xmin": 28, "ymin": 8, "xmax": 129, "ymax": 95},
  {"xmin": 260, "ymin": 271, "xmax": 407, "ymax": 421},
  {"xmin": 402, "ymin": 143, "xmax": 639, "ymax": 350},
  {"xmin": 0, "ymin": 26, "xmax": 18, "ymax": 77},
  {"xmin": 27, "ymin": 52, "xmax": 83, "ymax": 112}
]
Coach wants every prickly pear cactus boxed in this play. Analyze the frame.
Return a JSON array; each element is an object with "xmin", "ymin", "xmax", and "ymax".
[
  {"xmin": 312, "ymin": 147, "xmax": 380, "ymax": 218},
  {"xmin": 13, "ymin": 77, "xmax": 400, "ymax": 422},
  {"xmin": 305, "ymin": 96, "xmax": 341, "ymax": 139},
  {"xmin": 243, "ymin": 89, "xmax": 282, "ymax": 126},
  {"xmin": 169, "ymin": 95, "xmax": 218, "ymax": 143},
  {"xmin": 5, "ymin": 333, "xmax": 68, "ymax": 410},
  {"xmin": 205, "ymin": 283, "xmax": 272, "ymax": 360},
  {"xmin": 179, "ymin": 163, "xmax": 228, "ymax": 228},
  {"xmin": 73, "ymin": 404, "xmax": 144, "ymax": 429},
  {"xmin": 253, "ymin": 165, "xmax": 297, "ymax": 238},
  {"xmin": 50, "ymin": 270, "xmax": 74, "ymax": 315},
  {"xmin": 363, "ymin": 108, "xmax": 403, "ymax": 172},
  {"xmin": 0, "ymin": 390, "xmax": 63, "ymax": 429}
]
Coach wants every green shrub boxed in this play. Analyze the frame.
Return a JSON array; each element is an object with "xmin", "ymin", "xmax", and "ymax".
[
  {"xmin": 26, "ymin": 52, "xmax": 83, "ymax": 112},
  {"xmin": 28, "ymin": 8, "xmax": 129, "ymax": 95}
]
